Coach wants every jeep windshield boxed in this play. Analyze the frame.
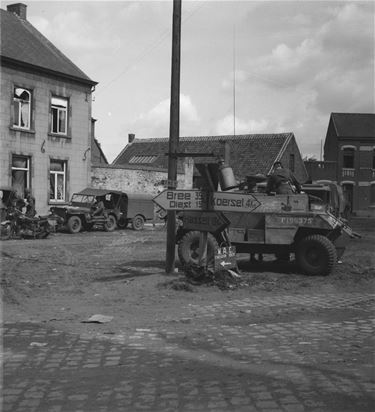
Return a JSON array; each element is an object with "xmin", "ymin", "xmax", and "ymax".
[{"xmin": 70, "ymin": 194, "xmax": 96, "ymax": 207}]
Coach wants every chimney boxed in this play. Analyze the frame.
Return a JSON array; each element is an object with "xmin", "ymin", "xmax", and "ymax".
[
  {"xmin": 7, "ymin": 3, "xmax": 27, "ymax": 20},
  {"xmin": 128, "ymin": 133, "xmax": 135, "ymax": 144}
]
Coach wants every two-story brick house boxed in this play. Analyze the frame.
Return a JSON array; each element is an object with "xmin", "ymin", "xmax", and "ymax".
[
  {"xmin": 304, "ymin": 113, "xmax": 375, "ymax": 216},
  {"xmin": 0, "ymin": 3, "xmax": 97, "ymax": 214}
]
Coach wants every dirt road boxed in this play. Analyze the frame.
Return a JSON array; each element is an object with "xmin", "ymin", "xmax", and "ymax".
[
  {"xmin": 2, "ymin": 218, "xmax": 375, "ymax": 411},
  {"xmin": 1, "ymin": 218, "xmax": 374, "ymax": 337}
]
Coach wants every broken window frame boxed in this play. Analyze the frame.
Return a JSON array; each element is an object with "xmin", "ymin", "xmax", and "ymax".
[{"xmin": 13, "ymin": 87, "xmax": 31, "ymax": 129}]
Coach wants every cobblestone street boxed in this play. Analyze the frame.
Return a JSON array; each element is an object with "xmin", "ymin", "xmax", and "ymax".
[{"xmin": 2, "ymin": 291, "xmax": 374, "ymax": 412}]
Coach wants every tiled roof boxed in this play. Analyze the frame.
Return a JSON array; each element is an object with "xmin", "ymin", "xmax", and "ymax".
[
  {"xmin": 113, "ymin": 133, "xmax": 292, "ymax": 178},
  {"xmin": 0, "ymin": 8, "xmax": 96, "ymax": 86},
  {"xmin": 331, "ymin": 113, "xmax": 375, "ymax": 138}
]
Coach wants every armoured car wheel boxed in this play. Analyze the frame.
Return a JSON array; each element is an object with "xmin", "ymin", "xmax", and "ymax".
[
  {"xmin": 177, "ymin": 230, "xmax": 218, "ymax": 266},
  {"xmin": 132, "ymin": 215, "xmax": 145, "ymax": 231},
  {"xmin": 296, "ymin": 234, "xmax": 337, "ymax": 276},
  {"xmin": 104, "ymin": 215, "xmax": 117, "ymax": 232},
  {"xmin": 67, "ymin": 216, "xmax": 82, "ymax": 234}
]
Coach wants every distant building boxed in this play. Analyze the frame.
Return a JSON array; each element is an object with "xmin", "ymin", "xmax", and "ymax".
[
  {"xmin": 91, "ymin": 119, "xmax": 108, "ymax": 165},
  {"xmin": 305, "ymin": 113, "xmax": 375, "ymax": 216},
  {"xmin": 112, "ymin": 132, "xmax": 308, "ymax": 187},
  {"xmin": 0, "ymin": 3, "xmax": 97, "ymax": 214}
]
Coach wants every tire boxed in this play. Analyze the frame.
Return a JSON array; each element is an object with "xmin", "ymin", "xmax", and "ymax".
[
  {"xmin": 1, "ymin": 223, "xmax": 12, "ymax": 240},
  {"xmin": 117, "ymin": 217, "xmax": 128, "ymax": 229},
  {"xmin": 296, "ymin": 234, "xmax": 337, "ymax": 276},
  {"xmin": 157, "ymin": 208, "xmax": 167, "ymax": 220},
  {"xmin": 104, "ymin": 215, "xmax": 117, "ymax": 232},
  {"xmin": 177, "ymin": 230, "xmax": 218, "ymax": 266},
  {"xmin": 67, "ymin": 216, "xmax": 82, "ymax": 234},
  {"xmin": 131, "ymin": 215, "xmax": 145, "ymax": 231}
]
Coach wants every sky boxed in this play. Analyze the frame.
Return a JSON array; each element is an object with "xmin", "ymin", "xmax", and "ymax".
[{"xmin": 5, "ymin": 0, "xmax": 374, "ymax": 162}]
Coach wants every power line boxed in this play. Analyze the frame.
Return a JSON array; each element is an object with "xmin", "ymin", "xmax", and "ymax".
[{"xmin": 95, "ymin": 2, "xmax": 205, "ymax": 96}]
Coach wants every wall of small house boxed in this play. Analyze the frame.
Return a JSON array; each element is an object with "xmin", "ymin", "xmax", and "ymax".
[
  {"xmin": 278, "ymin": 136, "xmax": 309, "ymax": 183},
  {"xmin": 0, "ymin": 66, "xmax": 93, "ymax": 215},
  {"xmin": 91, "ymin": 162, "xmax": 194, "ymax": 195},
  {"xmin": 323, "ymin": 119, "xmax": 339, "ymax": 161},
  {"xmin": 91, "ymin": 136, "xmax": 108, "ymax": 165},
  {"xmin": 304, "ymin": 161, "xmax": 337, "ymax": 182}
]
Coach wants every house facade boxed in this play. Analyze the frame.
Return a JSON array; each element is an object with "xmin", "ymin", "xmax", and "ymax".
[
  {"xmin": 110, "ymin": 132, "xmax": 308, "ymax": 191},
  {"xmin": 0, "ymin": 3, "xmax": 97, "ymax": 214},
  {"xmin": 305, "ymin": 113, "xmax": 375, "ymax": 216}
]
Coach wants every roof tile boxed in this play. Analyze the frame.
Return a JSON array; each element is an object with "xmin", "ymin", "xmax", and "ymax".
[
  {"xmin": 113, "ymin": 133, "xmax": 293, "ymax": 178},
  {"xmin": 331, "ymin": 113, "xmax": 375, "ymax": 138},
  {"xmin": 0, "ymin": 8, "xmax": 96, "ymax": 85}
]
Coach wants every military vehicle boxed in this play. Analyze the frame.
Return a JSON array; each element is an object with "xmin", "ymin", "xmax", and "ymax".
[
  {"xmin": 176, "ymin": 171, "xmax": 359, "ymax": 276},
  {"xmin": 50, "ymin": 188, "xmax": 154, "ymax": 234}
]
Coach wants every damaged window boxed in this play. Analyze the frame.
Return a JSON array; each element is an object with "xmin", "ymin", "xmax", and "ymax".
[{"xmin": 13, "ymin": 87, "xmax": 31, "ymax": 129}]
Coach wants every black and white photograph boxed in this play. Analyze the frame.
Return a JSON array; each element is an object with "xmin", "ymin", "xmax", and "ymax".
[{"xmin": 1, "ymin": 0, "xmax": 374, "ymax": 411}]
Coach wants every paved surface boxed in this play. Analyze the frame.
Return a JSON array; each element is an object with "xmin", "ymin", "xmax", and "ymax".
[{"xmin": 2, "ymin": 292, "xmax": 375, "ymax": 411}]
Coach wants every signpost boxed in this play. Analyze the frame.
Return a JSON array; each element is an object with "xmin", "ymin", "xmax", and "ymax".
[
  {"xmin": 153, "ymin": 189, "xmax": 261, "ymax": 213},
  {"xmin": 182, "ymin": 211, "xmax": 229, "ymax": 233},
  {"xmin": 153, "ymin": 189, "xmax": 240, "ymax": 273},
  {"xmin": 214, "ymin": 246, "xmax": 237, "ymax": 272}
]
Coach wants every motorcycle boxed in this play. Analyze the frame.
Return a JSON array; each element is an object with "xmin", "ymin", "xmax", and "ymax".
[{"xmin": 0, "ymin": 208, "xmax": 51, "ymax": 240}]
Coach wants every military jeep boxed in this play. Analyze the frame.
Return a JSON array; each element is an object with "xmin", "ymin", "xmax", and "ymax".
[
  {"xmin": 176, "ymin": 187, "xmax": 359, "ymax": 276},
  {"xmin": 50, "ymin": 188, "xmax": 154, "ymax": 234},
  {"xmin": 50, "ymin": 189, "xmax": 120, "ymax": 233}
]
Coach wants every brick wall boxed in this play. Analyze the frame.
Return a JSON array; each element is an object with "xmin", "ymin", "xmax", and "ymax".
[
  {"xmin": 279, "ymin": 136, "xmax": 309, "ymax": 183},
  {"xmin": 0, "ymin": 66, "xmax": 92, "ymax": 215}
]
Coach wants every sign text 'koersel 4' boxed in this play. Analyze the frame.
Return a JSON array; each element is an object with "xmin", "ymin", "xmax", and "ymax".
[{"xmin": 153, "ymin": 190, "xmax": 261, "ymax": 213}]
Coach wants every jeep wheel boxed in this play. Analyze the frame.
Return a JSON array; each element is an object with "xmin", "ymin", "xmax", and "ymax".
[
  {"xmin": 177, "ymin": 230, "xmax": 218, "ymax": 266},
  {"xmin": 296, "ymin": 234, "xmax": 337, "ymax": 276},
  {"xmin": 67, "ymin": 216, "xmax": 82, "ymax": 234},
  {"xmin": 104, "ymin": 215, "xmax": 117, "ymax": 232},
  {"xmin": 1, "ymin": 222, "xmax": 12, "ymax": 240},
  {"xmin": 117, "ymin": 217, "xmax": 128, "ymax": 229},
  {"xmin": 132, "ymin": 215, "xmax": 145, "ymax": 231}
]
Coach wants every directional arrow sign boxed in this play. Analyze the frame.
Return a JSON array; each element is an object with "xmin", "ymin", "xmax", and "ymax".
[
  {"xmin": 214, "ymin": 246, "xmax": 237, "ymax": 272},
  {"xmin": 182, "ymin": 211, "xmax": 229, "ymax": 233},
  {"xmin": 153, "ymin": 190, "xmax": 261, "ymax": 213}
]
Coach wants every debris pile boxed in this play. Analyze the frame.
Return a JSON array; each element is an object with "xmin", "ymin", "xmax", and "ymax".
[
  {"xmin": 183, "ymin": 264, "xmax": 244, "ymax": 290},
  {"xmin": 159, "ymin": 264, "xmax": 245, "ymax": 291}
]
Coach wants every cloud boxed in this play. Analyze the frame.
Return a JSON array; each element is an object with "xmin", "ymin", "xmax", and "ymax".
[
  {"xmin": 215, "ymin": 115, "xmax": 269, "ymax": 135},
  {"xmin": 133, "ymin": 94, "xmax": 200, "ymax": 137},
  {"xmin": 217, "ymin": 1, "xmax": 374, "ymax": 156},
  {"xmin": 242, "ymin": 3, "xmax": 373, "ymax": 94},
  {"xmin": 29, "ymin": 9, "xmax": 121, "ymax": 52}
]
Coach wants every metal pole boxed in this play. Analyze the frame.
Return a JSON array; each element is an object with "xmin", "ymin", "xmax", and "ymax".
[{"xmin": 166, "ymin": 0, "xmax": 182, "ymax": 274}]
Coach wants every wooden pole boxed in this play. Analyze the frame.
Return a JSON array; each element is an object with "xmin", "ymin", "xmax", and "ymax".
[{"xmin": 166, "ymin": 0, "xmax": 182, "ymax": 274}]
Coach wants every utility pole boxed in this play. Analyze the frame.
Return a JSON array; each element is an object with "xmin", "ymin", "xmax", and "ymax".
[{"xmin": 166, "ymin": 0, "xmax": 182, "ymax": 273}]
